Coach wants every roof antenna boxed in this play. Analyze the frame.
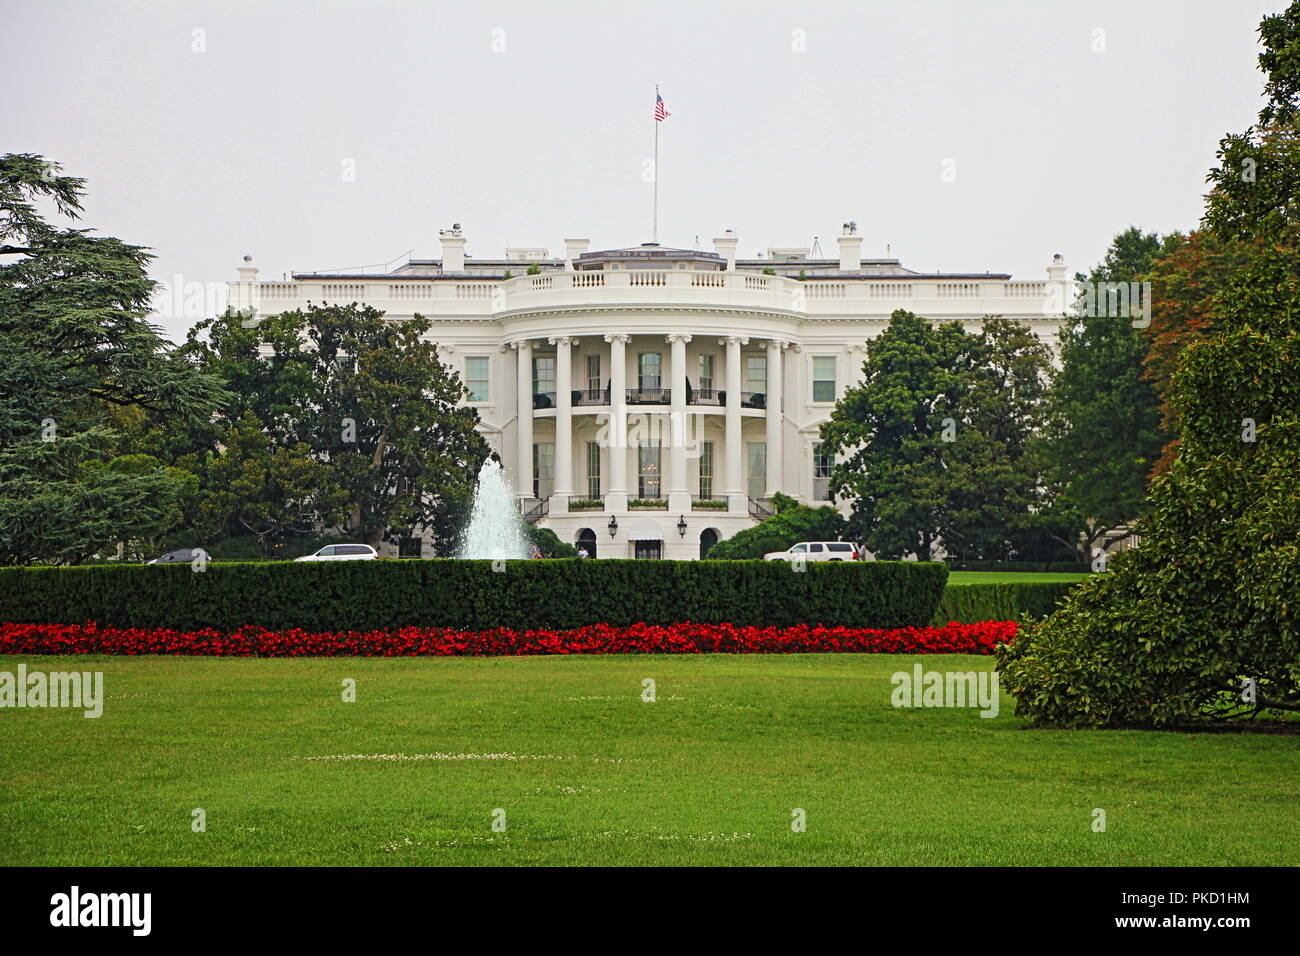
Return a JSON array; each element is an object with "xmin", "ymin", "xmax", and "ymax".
[{"xmin": 810, "ymin": 236, "xmax": 822, "ymax": 257}]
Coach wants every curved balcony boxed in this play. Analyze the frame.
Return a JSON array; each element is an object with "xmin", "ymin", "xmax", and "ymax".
[
  {"xmin": 530, "ymin": 384, "xmax": 765, "ymax": 410},
  {"xmin": 498, "ymin": 269, "xmax": 803, "ymax": 316}
]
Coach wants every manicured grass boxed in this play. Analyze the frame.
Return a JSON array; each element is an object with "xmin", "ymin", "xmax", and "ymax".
[
  {"xmin": 1, "ymin": 654, "xmax": 1295, "ymax": 866},
  {"xmin": 947, "ymin": 571, "xmax": 1093, "ymax": 585}
]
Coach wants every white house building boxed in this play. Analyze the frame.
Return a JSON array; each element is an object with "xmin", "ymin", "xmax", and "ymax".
[{"xmin": 228, "ymin": 226, "xmax": 1069, "ymax": 560}]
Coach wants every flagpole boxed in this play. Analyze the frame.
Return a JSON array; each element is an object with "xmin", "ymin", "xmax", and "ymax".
[{"xmin": 653, "ymin": 83, "xmax": 659, "ymax": 243}]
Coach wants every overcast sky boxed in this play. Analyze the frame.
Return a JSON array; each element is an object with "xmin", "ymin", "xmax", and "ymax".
[{"xmin": 2, "ymin": 0, "xmax": 1283, "ymax": 342}]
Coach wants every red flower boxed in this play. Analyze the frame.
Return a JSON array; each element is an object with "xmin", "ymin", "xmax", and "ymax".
[{"xmin": 0, "ymin": 620, "xmax": 1017, "ymax": 657}]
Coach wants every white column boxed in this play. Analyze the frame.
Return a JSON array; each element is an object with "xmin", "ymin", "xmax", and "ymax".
[
  {"xmin": 552, "ymin": 336, "xmax": 573, "ymax": 511},
  {"xmin": 514, "ymin": 340, "xmax": 533, "ymax": 499},
  {"xmin": 723, "ymin": 335, "xmax": 746, "ymax": 510},
  {"xmin": 605, "ymin": 334, "xmax": 629, "ymax": 511},
  {"xmin": 765, "ymin": 340, "xmax": 784, "ymax": 496},
  {"xmin": 667, "ymin": 334, "xmax": 690, "ymax": 511}
]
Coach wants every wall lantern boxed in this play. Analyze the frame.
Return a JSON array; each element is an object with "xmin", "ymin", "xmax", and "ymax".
[
  {"xmin": 608, "ymin": 515, "xmax": 618, "ymax": 537},
  {"xmin": 677, "ymin": 515, "xmax": 688, "ymax": 538}
]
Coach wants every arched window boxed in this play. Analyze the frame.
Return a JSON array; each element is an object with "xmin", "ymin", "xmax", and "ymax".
[
  {"xmin": 575, "ymin": 527, "xmax": 597, "ymax": 560},
  {"xmin": 700, "ymin": 527, "xmax": 720, "ymax": 560}
]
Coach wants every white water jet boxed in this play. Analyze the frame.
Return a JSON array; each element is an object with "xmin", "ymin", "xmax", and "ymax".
[{"xmin": 458, "ymin": 458, "xmax": 531, "ymax": 560}]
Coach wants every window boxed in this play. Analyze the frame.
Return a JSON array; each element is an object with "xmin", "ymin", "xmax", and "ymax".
[
  {"xmin": 533, "ymin": 442, "xmax": 554, "ymax": 499},
  {"xmin": 809, "ymin": 543, "xmax": 824, "ymax": 553},
  {"xmin": 698, "ymin": 354, "xmax": 714, "ymax": 392},
  {"xmin": 698, "ymin": 441, "xmax": 714, "ymax": 499},
  {"xmin": 532, "ymin": 355, "xmax": 555, "ymax": 396},
  {"xmin": 789, "ymin": 543, "xmax": 807, "ymax": 554},
  {"xmin": 747, "ymin": 442, "xmax": 766, "ymax": 499},
  {"xmin": 638, "ymin": 353, "xmax": 662, "ymax": 390},
  {"xmin": 317, "ymin": 546, "xmax": 336, "ymax": 557},
  {"xmin": 586, "ymin": 354, "xmax": 601, "ymax": 393},
  {"xmin": 586, "ymin": 441, "xmax": 601, "ymax": 499},
  {"xmin": 634, "ymin": 540, "xmax": 662, "ymax": 559},
  {"xmin": 638, "ymin": 441, "xmax": 662, "ymax": 498},
  {"xmin": 813, "ymin": 442, "xmax": 833, "ymax": 501},
  {"xmin": 812, "ymin": 356, "xmax": 837, "ymax": 402},
  {"xmin": 465, "ymin": 356, "xmax": 489, "ymax": 402},
  {"xmin": 398, "ymin": 538, "xmax": 423, "ymax": 559},
  {"xmin": 745, "ymin": 355, "xmax": 767, "ymax": 395}
]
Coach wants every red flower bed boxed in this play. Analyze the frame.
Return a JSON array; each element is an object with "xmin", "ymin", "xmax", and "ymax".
[{"xmin": 0, "ymin": 620, "xmax": 1016, "ymax": 657}]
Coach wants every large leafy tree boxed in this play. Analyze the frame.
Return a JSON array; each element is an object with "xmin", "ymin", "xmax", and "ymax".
[
  {"xmin": 942, "ymin": 318, "xmax": 1053, "ymax": 561},
  {"xmin": 0, "ymin": 154, "xmax": 226, "ymax": 564},
  {"xmin": 1143, "ymin": 230, "xmax": 1254, "ymax": 472},
  {"xmin": 998, "ymin": 3, "xmax": 1300, "ymax": 726},
  {"xmin": 186, "ymin": 304, "xmax": 489, "ymax": 552},
  {"xmin": 1035, "ymin": 228, "xmax": 1168, "ymax": 560},
  {"xmin": 819, "ymin": 311, "xmax": 1050, "ymax": 561},
  {"xmin": 819, "ymin": 311, "xmax": 966, "ymax": 560},
  {"xmin": 197, "ymin": 411, "xmax": 349, "ymax": 555}
]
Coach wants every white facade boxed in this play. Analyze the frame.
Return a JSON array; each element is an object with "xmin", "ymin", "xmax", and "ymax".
[{"xmin": 228, "ymin": 227, "xmax": 1069, "ymax": 559}]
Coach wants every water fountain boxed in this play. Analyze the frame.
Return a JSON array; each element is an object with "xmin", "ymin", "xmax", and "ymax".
[{"xmin": 458, "ymin": 458, "xmax": 532, "ymax": 560}]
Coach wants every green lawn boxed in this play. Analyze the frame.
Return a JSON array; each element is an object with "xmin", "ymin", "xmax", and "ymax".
[
  {"xmin": 5, "ymin": 655, "xmax": 1294, "ymax": 868},
  {"xmin": 946, "ymin": 571, "xmax": 1093, "ymax": 585},
  {"xmin": 1, "ymin": 654, "xmax": 1295, "ymax": 866}
]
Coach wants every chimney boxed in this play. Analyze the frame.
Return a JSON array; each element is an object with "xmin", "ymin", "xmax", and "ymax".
[
  {"xmin": 1046, "ymin": 252, "xmax": 1068, "ymax": 285},
  {"xmin": 230, "ymin": 254, "xmax": 260, "ymax": 315},
  {"xmin": 563, "ymin": 238, "xmax": 590, "ymax": 270},
  {"xmin": 837, "ymin": 222, "xmax": 862, "ymax": 272},
  {"xmin": 713, "ymin": 230, "xmax": 738, "ymax": 271},
  {"xmin": 439, "ymin": 224, "xmax": 465, "ymax": 272},
  {"xmin": 237, "ymin": 253, "xmax": 259, "ymax": 283}
]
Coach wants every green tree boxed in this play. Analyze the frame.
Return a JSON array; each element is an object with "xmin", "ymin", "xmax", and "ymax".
[
  {"xmin": 0, "ymin": 154, "xmax": 226, "ymax": 564},
  {"xmin": 1143, "ymin": 230, "xmax": 1254, "ymax": 472},
  {"xmin": 198, "ymin": 412, "xmax": 349, "ymax": 555},
  {"xmin": 818, "ymin": 311, "xmax": 1050, "ymax": 561},
  {"xmin": 1036, "ymin": 228, "xmax": 1168, "ymax": 561},
  {"xmin": 187, "ymin": 304, "xmax": 489, "ymax": 552},
  {"xmin": 999, "ymin": 4, "xmax": 1300, "ymax": 726}
]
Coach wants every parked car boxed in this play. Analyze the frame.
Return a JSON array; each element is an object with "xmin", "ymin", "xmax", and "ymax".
[
  {"xmin": 763, "ymin": 541, "xmax": 860, "ymax": 562},
  {"xmin": 146, "ymin": 548, "xmax": 212, "ymax": 565},
  {"xmin": 293, "ymin": 544, "xmax": 379, "ymax": 562}
]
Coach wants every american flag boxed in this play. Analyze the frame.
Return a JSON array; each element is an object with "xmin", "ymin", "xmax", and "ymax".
[{"xmin": 655, "ymin": 92, "xmax": 670, "ymax": 122}]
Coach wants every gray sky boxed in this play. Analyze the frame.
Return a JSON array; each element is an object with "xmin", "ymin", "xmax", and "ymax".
[{"xmin": 2, "ymin": 0, "xmax": 1282, "ymax": 342}]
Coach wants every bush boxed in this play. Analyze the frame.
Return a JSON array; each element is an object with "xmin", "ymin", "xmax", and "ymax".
[
  {"xmin": 934, "ymin": 582, "xmax": 1079, "ymax": 625},
  {"xmin": 0, "ymin": 559, "xmax": 948, "ymax": 632},
  {"xmin": 525, "ymin": 527, "xmax": 577, "ymax": 558},
  {"xmin": 707, "ymin": 505, "xmax": 848, "ymax": 559}
]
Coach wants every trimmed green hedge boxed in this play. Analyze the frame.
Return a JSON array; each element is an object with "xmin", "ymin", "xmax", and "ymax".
[
  {"xmin": 0, "ymin": 559, "xmax": 948, "ymax": 632},
  {"xmin": 933, "ymin": 582, "xmax": 1079, "ymax": 625}
]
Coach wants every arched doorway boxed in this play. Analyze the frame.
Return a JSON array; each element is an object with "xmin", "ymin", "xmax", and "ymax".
[
  {"xmin": 575, "ymin": 528, "xmax": 597, "ymax": 559},
  {"xmin": 700, "ymin": 527, "xmax": 720, "ymax": 560}
]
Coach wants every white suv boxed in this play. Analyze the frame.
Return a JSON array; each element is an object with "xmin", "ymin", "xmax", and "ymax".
[
  {"xmin": 764, "ymin": 541, "xmax": 860, "ymax": 562},
  {"xmin": 293, "ymin": 544, "xmax": 379, "ymax": 562}
]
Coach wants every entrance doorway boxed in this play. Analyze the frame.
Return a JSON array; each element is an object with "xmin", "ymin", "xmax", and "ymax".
[
  {"xmin": 634, "ymin": 540, "xmax": 662, "ymax": 560},
  {"xmin": 576, "ymin": 528, "xmax": 597, "ymax": 559}
]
